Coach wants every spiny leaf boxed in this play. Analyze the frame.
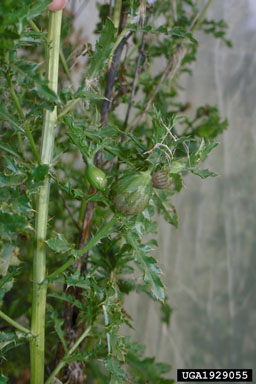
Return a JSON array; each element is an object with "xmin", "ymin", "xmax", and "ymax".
[
  {"xmin": 0, "ymin": 143, "xmax": 22, "ymax": 160},
  {"xmin": 127, "ymin": 352, "xmax": 174, "ymax": 384},
  {"xmin": 31, "ymin": 164, "xmax": 49, "ymax": 183},
  {"xmin": 191, "ymin": 168, "xmax": 217, "ymax": 179},
  {"xmin": 48, "ymin": 292, "xmax": 83, "ymax": 310},
  {"xmin": 0, "ymin": 267, "xmax": 20, "ymax": 301},
  {"xmin": 26, "ymin": 0, "xmax": 50, "ymax": 20},
  {"xmin": 125, "ymin": 233, "xmax": 165, "ymax": 302},
  {"xmin": 154, "ymin": 192, "xmax": 178, "ymax": 228},
  {"xmin": 0, "ymin": 268, "xmax": 21, "ymax": 290},
  {"xmin": 127, "ymin": 24, "xmax": 197, "ymax": 44},
  {"xmin": 0, "ymin": 331, "xmax": 27, "ymax": 352},
  {"xmin": 0, "ymin": 212, "xmax": 27, "ymax": 236},
  {"xmin": 48, "ymin": 305, "xmax": 67, "ymax": 353},
  {"xmin": 195, "ymin": 139, "xmax": 219, "ymax": 162},
  {"xmin": 0, "ymin": 105, "xmax": 24, "ymax": 133},
  {"xmin": 65, "ymin": 118, "xmax": 89, "ymax": 162},
  {"xmin": 104, "ymin": 356, "xmax": 126, "ymax": 383},
  {"xmin": 169, "ymin": 161, "xmax": 186, "ymax": 174},
  {"xmin": 73, "ymin": 87, "xmax": 107, "ymax": 101},
  {"xmin": 13, "ymin": 60, "xmax": 59, "ymax": 103},
  {"xmin": 0, "ymin": 244, "xmax": 20, "ymax": 276},
  {"xmin": 46, "ymin": 233, "xmax": 75, "ymax": 254},
  {"xmin": 89, "ymin": 18, "xmax": 116, "ymax": 78},
  {"xmin": 0, "ymin": 173, "xmax": 27, "ymax": 188}
]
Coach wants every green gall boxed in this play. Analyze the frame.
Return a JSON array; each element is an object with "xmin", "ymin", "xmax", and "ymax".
[
  {"xmin": 110, "ymin": 171, "xmax": 153, "ymax": 215},
  {"xmin": 87, "ymin": 164, "xmax": 107, "ymax": 191}
]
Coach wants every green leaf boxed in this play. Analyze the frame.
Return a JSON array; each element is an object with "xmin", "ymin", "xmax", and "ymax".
[
  {"xmin": 48, "ymin": 292, "xmax": 83, "ymax": 310},
  {"xmin": 31, "ymin": 164, "xmax": 49, "ymax": 183},
  {"xmin": 0, "ymin": 105, "xmax": 24, "ymax": 133},
  {"xmin": 13, "ymin": 60, "xmax": 59, "ymax": 103},
  {"xmin": 161, "ymin": 300, "xmax": 172, "ymax": 326},
  {"xmin": 169, "ymin": 161, "xmax": 186, "ymax": 174},
  {"xmin": 0, "ymin": 173, "xmax": 27, "ymax": 188},
  {"xmin": 127, "ymin": 24, "xmax": 197, "ymax": 44},
  {"xmin": 73, "ymin": 87, "xmax": 107, "ymax": 101},
  {"xmin": 55, "ymin": 179, "xmax": 85, "ymax": 200},
  {"xmin": 104, "ymin": 356, "xmax": 126, "ymax": 383},
  {"xmin": 46, "ymin": 233, "xmax": 75, "ymax": 254},
  {"xmin": 0, "ymin": 143, "xmax": 22, "ymax": 160},
  {"xmin": 125, "ymin": 234, "xmax": 165, "ymax": 302},
  {"xmin": 191, "ymin": 168, "xmax": 217, "ymax": 179},
  {"xmin": 26, "ymin": 0, "xmax": 50, "ymax": 20},
  {"xmin": 10, "ymin": 195, "xmax": 32, "ymax": 216},
  {"xmin": 75, "ymin": 216, "xmax": 118, "ymax": 258},
  {"xmin": 0, "ymin": 244, "xmax": 20, "ymax": 276},
  {"xmin": 89, "ymin": 18, "xmax": 116, "ymax": 78},
  {"xmin": 194, "ymin": 139, "xmax": 218, "ymax": 162},
  {"xmin": 0, "ymin": 212, "xmax": 27, "ymax": 236},
  {"xmin": 48, "ymin": 304, "xmax": 67, "ymax": 353},
  {"xmin": 193, "ymin": 106, "xmax": 228, "ymax": 139},
  {"xmin": 0, "ymin": 374, "xmax": 8, "ymax": 384},
  {"xmin": 0, "ymin": 332, "xmax": 17, "ymax": 351},
  {"xmin": 127, "ymin": 351, "xmax": 173, "ymax": 384},
  {"xmin": 0, "ymin": 331, "xmax": 27, "ymax": 352},
  {"xmin": 65, "ymin": 118, "xmax": 89, "ymax": 161},
  {"xmin": 0, "ymin": 268, "xmax": 21, "ymax": 290},
  {"xmin": 154, "ymin": 192, "xmax": 178, "ymax": 228},
  {"xmin": 0, "ymin": 268, "xmax": 20, "ymax": 301}
]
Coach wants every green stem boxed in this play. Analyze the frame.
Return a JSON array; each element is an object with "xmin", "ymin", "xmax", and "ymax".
[
  {"xmin": 113, "ymin": 0, "xmax": 122, "ymax": 29},
  {"xmin": 7, "ymin": 74, "xmax": 24, "ymax": 119},
  {"xmin": 25, "ymin": 122, "xmax": 41, "ymax": 164},
  {"xmin": 0, "ymin": 143, "xmax": 22, "ymax": 160},
  {"xmin": 58, "ymin": 98, "xmax": 79, "ymax": 118},
  {"xmin": 191, "ymin": 0, "xmax": 214, "ymax": 32},
  {"xmin": 30, "ymin": 10, "xmax": 63, "ymax": 384},
  {"xmin": 0, "ymin": 310, "xmax": 31, "ymax": 335},
  {"xmin": 28, "ymin": 19, "xmax": 40, "ymax": 33},
  {"xmin": 45, "ymin": 326, "xmax": 91, "ymax": 384},
  {"xmin": 60, "ymin": 48, "xmax": 73, "ymax": 84}
]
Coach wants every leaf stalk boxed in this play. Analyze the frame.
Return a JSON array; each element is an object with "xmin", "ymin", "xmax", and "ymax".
[
  {"xmin": 0, "ymin": 310, "xmax": 31, "ymax": 335},
  {"xmin": 45, "ymin": 326, "xmax": 91, "ymax": 384}
]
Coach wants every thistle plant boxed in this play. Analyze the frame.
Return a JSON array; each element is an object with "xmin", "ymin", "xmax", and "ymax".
[{"xmin": 0, "ymin": 0, "xmax": 230, "ymax": 383}]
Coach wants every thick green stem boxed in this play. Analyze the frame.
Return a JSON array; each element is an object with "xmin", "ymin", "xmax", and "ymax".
[{"xmin": 30, "ymin": 10, "xmax": 63, "ymax": 384}]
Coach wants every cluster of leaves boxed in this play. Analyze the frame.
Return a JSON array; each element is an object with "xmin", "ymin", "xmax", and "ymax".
[{"xmin": 0, "ymin": 0, "xmax": 229, "ymax": 382}]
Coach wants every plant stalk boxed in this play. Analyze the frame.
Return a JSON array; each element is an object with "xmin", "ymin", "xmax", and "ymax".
[
  {"xmin": 0, "ymin": 310, "xmax": 31, "ymax": 335},
  {"xmin": 30, "ymin": 10, "xmax": 63, "ymax": 384},
  {"xmin": 45, "ymin": 326, "xmax": 91, "ymax": 384},
  {"xmin": 191, "ymin": 0, "xmax": 214, "ymax": 32}
]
